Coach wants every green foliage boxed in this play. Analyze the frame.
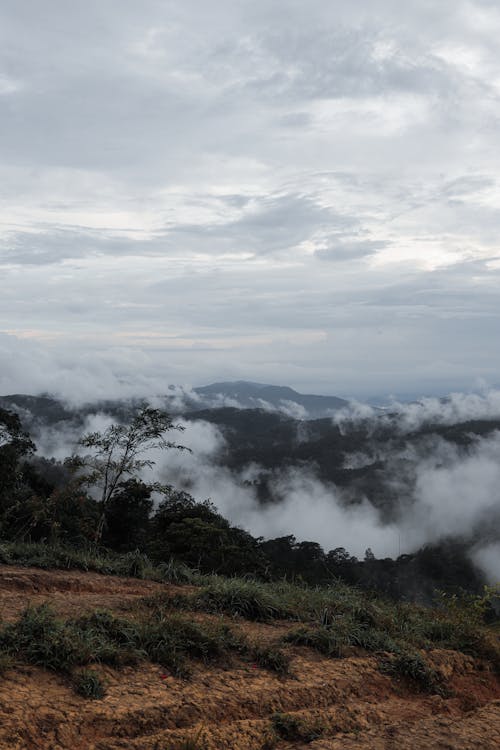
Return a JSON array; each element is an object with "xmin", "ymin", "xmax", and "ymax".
[
  {"xmin": 67, "ymin": 406, "xmax": 187, "ymax": 543},
  {"xmin": 378, "ymin": 651, "xmax": 448, "ymax": 695},
  {"xmin": 178, "ymin": 578, "xmax": 292, "ymax": 621},
  {"xmin": 157, "ymin": 557, "xmax": 201, "ymax": 585},
  {"xmin": 0, "ymin": 407, "xmax": 36, "ymax": 529},
  {"xmin": 283, "ymin": 625, "xmax": 351, "ymax": 658},
  {"xmin": 0, "ymin": 541, "xmax": 498, "ymax": 678},
  {"xmin": 250, "ymin": 644, "xmax": 291, "ymax": 675},
  {"xmin": 0, "ymin": 541, "xmax": 196, "ymax": 584},
  {"xmin": 1, "ymin": 483, "xmax": 99, "ymax": 545},
  {"xmin": 71, "ymin": 610, "xmax": 143, "ymax": 666},
  {"xmin": 168, "ymin": 726, "xmax": 207, "ymax": 750},
  {"xmin": 102, "ymin": 479, "xmax": 153, "ymax": 552},
  {"xmin": 138, "ymin": 614, "xmax": 243, "ymax": 678},
  {"xmin": 73, "ymin": 669, "xmax": 107, "ymax": 699},
  {"xmin": 0, "ymin": 604, "xmax": 91, "ymax": 671},
  {"xmin": 0, "ymin": 652, "xmax": 13, "ymax": 675},
  {"xmin": 0, "ymin": 604, "xmax": 248, "ymax": 680},
  {"xmin": 270, "ymin": 712, "xmax": 324, "ymax": 743},
  {"xmin": 149, "ymin": 493, "xmax": 267, "ymax": 576}
]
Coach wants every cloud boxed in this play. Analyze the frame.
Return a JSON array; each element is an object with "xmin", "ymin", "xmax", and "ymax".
[
  {"xmin": 315, "ymin": 240, "xmax": 388, "ymax": 262},
  {"xmin": 2, "ymin": 1, "xmax": 500, "ymax": 397},
  {"xmin": 20, "ymin": 388, "xmax": 500, "ymax": 581},
  {"xmin": 334, "ymin": 388, "xmax": 500, "ymax": 432}
]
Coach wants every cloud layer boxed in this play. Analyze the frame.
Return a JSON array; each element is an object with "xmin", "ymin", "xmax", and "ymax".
[
  {"xmin": 32, "ymin": 403, "xmax": 500, "ymax": 581},
  {"xmin": 1, "ymin": 1, "xmax": 500, "ymax": 397}
]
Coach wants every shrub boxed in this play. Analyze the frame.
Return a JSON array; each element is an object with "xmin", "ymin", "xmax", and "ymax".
[
  {"xmin": 73, "ymin": 669, "xmax": 107, "ymax": 699},
  {"xmin": 138, "ymin": 614, "xmax": 246, "ymax": 678},
  {"xmin": 271, "ymin": 712, "xmax": 324, "ymax": 743},
  {"xmin": 0, "ymin": 651, "xmax": 13, "ymax": 674},
  {"xmin": 179, "ymin": 579, "xmax": 291, "ymax": 621},
  {"xmin": 251, "ymin": 644, "xmax": 291, "ymax": 675},
  {"xmin": 0, "ymin": 604, "xmax": 91, "ymax": 671},
  {"xmin": 378, "ymin": 651, "xmax": 448, "ymax": 695}
]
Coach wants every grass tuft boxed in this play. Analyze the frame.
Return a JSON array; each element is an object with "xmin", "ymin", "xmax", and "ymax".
[
  {"xmin": 378, "ymin": 651, "xmax": 448, "ymax": 695},
  {"xmin": 73, "ymin": 669, "xmax": 107, "ymax": 699},
  {"xmin": 250, "ymin": 644, "xmax": 291, "ymax": 675},
  {"xmin": 271, "ymin": 712, "xmax": 324, "ymax": 743}
]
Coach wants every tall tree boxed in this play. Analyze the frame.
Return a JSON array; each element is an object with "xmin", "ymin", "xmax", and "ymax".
[
  {"xmin": 68, "ymin": 407, "xmax": 187, "ymax": 544},
  {"xmin": 0, "ymin": 407, "xmax": 35, "ymax": 513}
]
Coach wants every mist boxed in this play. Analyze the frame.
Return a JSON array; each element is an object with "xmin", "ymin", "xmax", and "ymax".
[
  {"xmin": 334, "ymin": 388, "xmax": 500, "ymax": 433},
  {"xmin": 19, "ymin": 386, "xmax": 500, "ymax": 583},
  {"xmin": 148, "ymin": 418, "xmax": 500, "ymax": 577}
]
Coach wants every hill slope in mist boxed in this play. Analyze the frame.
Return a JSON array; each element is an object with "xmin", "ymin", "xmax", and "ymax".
[
  {"xmin": 2, "ymin": 385, "xmax": 500, "ymax": 587},
  {"xmin": 192, "ymin": 380, "xmax": 348, "ymax": 416}
]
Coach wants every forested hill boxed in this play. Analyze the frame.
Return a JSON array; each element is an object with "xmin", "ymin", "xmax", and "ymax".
[
  {"xmin": 1, "ymin": 393, "xmax": 500, "ymax": 601},
  {"xmin": 192, "ymin": 380, "xmax": 348, "ymax": 415}
]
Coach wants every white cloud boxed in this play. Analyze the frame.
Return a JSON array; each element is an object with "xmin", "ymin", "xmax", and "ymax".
[{"xmin": 1, "ymin": 1, "xmax": 500, "ymax": 397}]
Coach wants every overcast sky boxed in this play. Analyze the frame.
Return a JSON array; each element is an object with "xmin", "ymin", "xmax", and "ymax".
[{"xmin": 1, "ymin": 0, "xmax": 500, "ymax": 400}]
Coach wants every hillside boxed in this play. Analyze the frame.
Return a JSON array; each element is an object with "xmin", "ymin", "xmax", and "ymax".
[
  {"xmin": 0, "ymin": 559, "xmax": 498, "ymax": 750},
  {"xmin": 192, "ymin": 381, "xmax": 348, "ymax": 417}
]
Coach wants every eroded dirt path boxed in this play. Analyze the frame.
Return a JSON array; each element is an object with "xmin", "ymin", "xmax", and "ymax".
[{"xmin": 0, "ymin": 565, "xmax": 499, "ymax": 750}]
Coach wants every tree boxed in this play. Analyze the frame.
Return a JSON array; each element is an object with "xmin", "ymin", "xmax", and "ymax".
[
  {"xmin": 150, "ymin": 492, "xmax": 268, "ymax": 576},
  {"xmin": 102, "ymin": 479, "xmax": 154, "ymax": 551},
  {"xmin": 67, "ymin": 406, "xmax": 187, "ymax": 544},
  {"xmin": 0, "ymin": 408, "xmax": 35, "ymax": 517}
]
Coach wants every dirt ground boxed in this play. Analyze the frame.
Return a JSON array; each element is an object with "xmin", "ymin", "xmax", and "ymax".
[{"xmin": 0, "ymin": 565, "xmax": 499, "ymax": 750}]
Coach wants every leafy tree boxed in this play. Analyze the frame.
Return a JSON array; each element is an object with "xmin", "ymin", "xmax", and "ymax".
[
  {"xmin": 102, "ymin": 479, "xmax": 154, "ymax": 551},
  {"xmin": 67, "ymin": 407, "xmax": 186, "ymax": 543},
  {"xmin": 2, "ymin": 483, "xmax": 99, "ymax": 545},
  {"xmin": 150, "ymin": 491, "xmax": 268, "ymax": 576},
  {"xmin": 0, "ymin": 408, "xmax": 36, "ymax": 520}
]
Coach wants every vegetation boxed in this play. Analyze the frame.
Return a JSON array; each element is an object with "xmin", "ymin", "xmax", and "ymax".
[
  {"xmin": 66, "ymin": 407, "xmax": 187, "ymax": 544},
  {"xmin": 378, "ymin": 652, "xmax": 447, "ymax": 695},
  {"xmin": 0, "ymin": 403, "xmax": 494, "ymax": 602},
  {"xmin": 73, "ymin": 669, "xmax": 107, "ymax": 699},
  {"xmin": 270, "ymin": 712, "xmax": 325, "ymax": 743}
]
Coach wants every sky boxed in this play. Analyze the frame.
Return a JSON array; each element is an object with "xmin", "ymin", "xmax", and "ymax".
[{"xmin": 1, "ymin": 0, "xmax": 500, "ymax": 400}]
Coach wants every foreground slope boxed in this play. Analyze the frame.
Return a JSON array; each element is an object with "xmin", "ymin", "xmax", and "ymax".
[{"xmin": 0, "ymin": 565, "xmax": 499, "ymax": 750}]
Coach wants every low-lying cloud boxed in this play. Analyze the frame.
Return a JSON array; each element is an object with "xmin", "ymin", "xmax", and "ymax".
[{"xmin": 23, "ymin": 388, "xmax": 500, "ymax": 583}]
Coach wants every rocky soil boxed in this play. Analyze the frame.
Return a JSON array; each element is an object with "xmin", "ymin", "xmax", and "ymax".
[{"xmin": 0, "ymin": 566, "xmax": 499, "ymax": 750}]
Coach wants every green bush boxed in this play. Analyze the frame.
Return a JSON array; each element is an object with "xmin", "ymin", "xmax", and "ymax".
[
  {"xmin": 251, "ymin": 644, "xmax": 291, "ymax": 675},
  {"xmin": 0, "ymin": 605, "xmax": 91, "ymax": 671},
  {"xmin": 378, "ymin": 651, "xmax": 448, "ymax": 695},
  {"xmin": 73, "ymin": 669, "xmax": 107, "ymax": 699},
  {"xmin": 184, "ymin": 579, "xmax": 292, "ymax": 621},
  {"xmin": 283, "ymin": 625, "xmax": 348, "ymax": 657},
  {"xmin": 0, "ymin": 651, "xmax": 13, "ymax": 674},
  {"xmin": 271, "ymin": 712, "xmax": 324, "ymax": 743}
]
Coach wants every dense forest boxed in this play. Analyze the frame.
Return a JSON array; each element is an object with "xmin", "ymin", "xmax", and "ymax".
[{"xmin": 0, "ymin": 400, "xmax": 491, "ymax": 603}]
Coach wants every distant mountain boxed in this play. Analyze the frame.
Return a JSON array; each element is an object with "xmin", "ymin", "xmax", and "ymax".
[
  {"xmin": 193, "ymin": 381, "xmax": 348, "ymax": 418},
  {"xmin": 0, "ymin": 394, "xmax": 75, "ymax": 425}
]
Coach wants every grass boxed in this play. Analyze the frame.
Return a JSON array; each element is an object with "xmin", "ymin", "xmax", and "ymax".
[
  {"xmin": 167, "ymin": 726, "xmax": 207, "ymax": 749},
  {"xmin": 250, "ymin": 644, "xmax": 291, "ymax": 676},
  {"xmin": 378, "ymin": 651, "xmax": 449, "ymax": 696},
  {"xmin": 0, "ymin": 540, "xmax": 201, "ymax": 584},
  {"xmin": 0, "ymin": 541, "xmax": 498, "ymax": 682},
  {"xmin": 0, "ymin": 602, "xmax": 288, "ymax": 692},
  {"xmin": 283, "ymin": 624, "xmax": 356, "ymax": 658},
  {"xmin": 73, "ymin": 669, "xmax": 107, "ymax": 699},
  {"xmin": 0, "ymin": 652, "xmax": 13, "ymax": 675},
  {"xmin": 270, "ymin": 712, "xmax": 325, "ymax": 743},
  {"xmin": 166, "ymin": 578, "xmax": 292, "ymax": 621}
]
